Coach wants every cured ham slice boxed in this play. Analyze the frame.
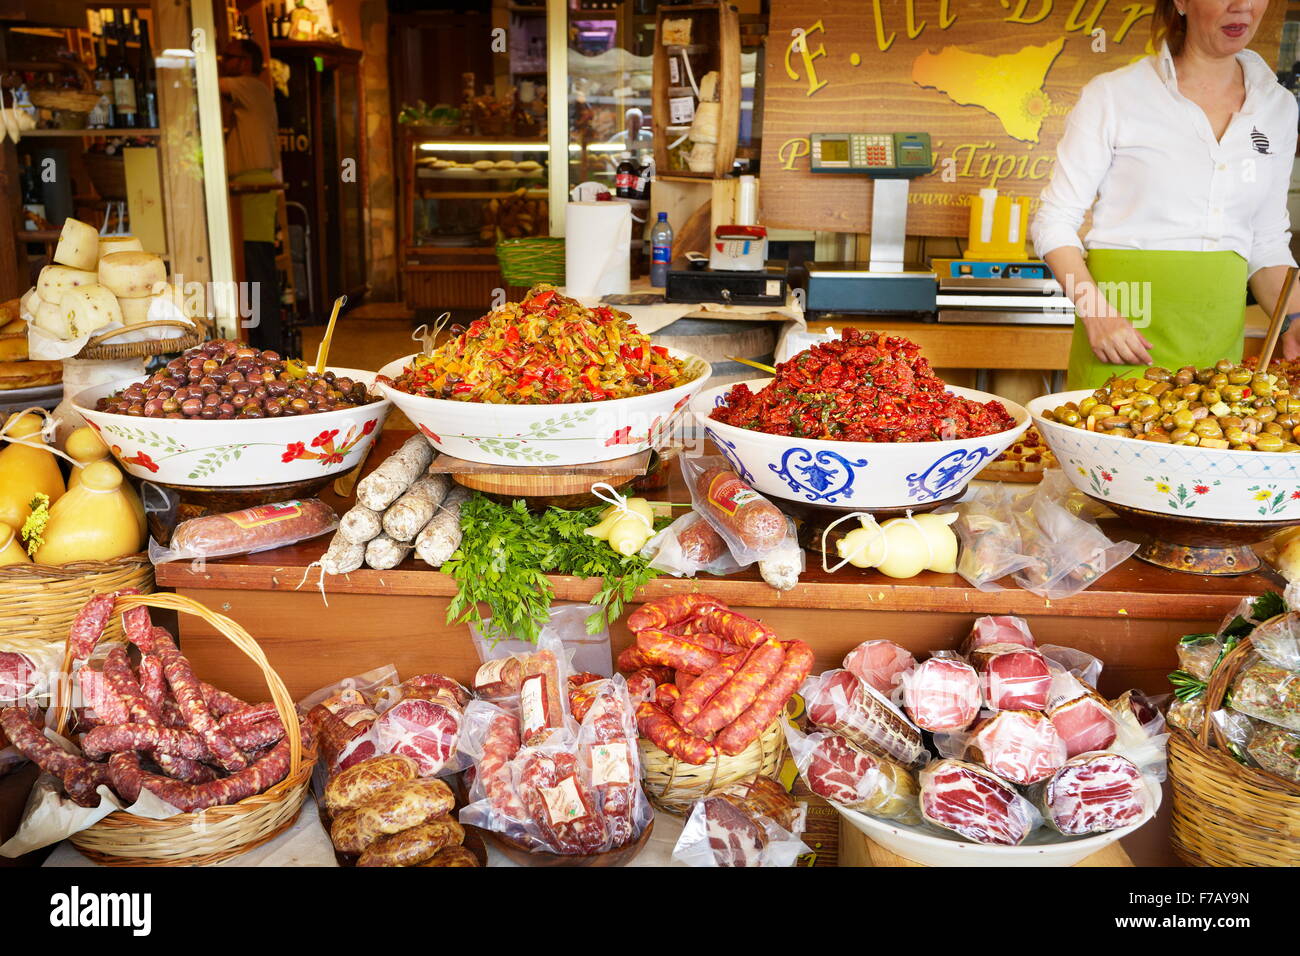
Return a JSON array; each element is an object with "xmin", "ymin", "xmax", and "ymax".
[
  {"xmin": 1032, "ymin": 752, "xmax": 1149, "ymax": 835},
  {"xmin": 803, "ymin": 669, "xmax": 926, "ymax": 768},
  {"xmin": 964, "ymin": 616, "xmax": 1035, "ymax": 654},
  {"xmin": 373, "ymin": 698, "xmax": 462, "ymax": 777},
  {"xmin": 901, "ymin": 657, "xmax": 981, "ymax": 732},
  {"xmin": 969, "ymin": 709, "xmax": 1067, "ymax": 785},
  {"xmin": 972, "ymin": 644, "xmax": 1052, "ymax": 712},
  {"xmin": 800, "ymin": 731, "xmax": 920, "ymax": 823},
  {"xmin": 920, "ymin": 759, "xmax": 1037, "ymax": 846},
  {"xmin": 842, "ymin": 640, "xmax": 916, "ymax": 697},
  {"xmin": 1048, "ymin": 692, "xmax": 1118, "ymax": 758}
]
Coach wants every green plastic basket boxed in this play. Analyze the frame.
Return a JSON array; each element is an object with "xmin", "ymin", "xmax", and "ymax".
[{"xmin": 496, "ymin": 237, "xmax": 566, "ymax": 288}]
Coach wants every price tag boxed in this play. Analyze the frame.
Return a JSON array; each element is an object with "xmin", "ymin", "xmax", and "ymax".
[{"xmin": 669, "ymin": 96, "xmax": 696, "ymax": 125}]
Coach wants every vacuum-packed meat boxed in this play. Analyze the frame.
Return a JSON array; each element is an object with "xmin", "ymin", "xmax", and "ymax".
[
  {"xmin": 919, "ymin": 758, "xmax": 1038, "ymax": 846},
  {"xmin": 902, "ymin": 657, "xmax": 981, "ymax": 732},
  {"xmin": 1031, "ymin": 751, "xmax": 1149, "ymax": 835},
  {"xmin": 803, "ymin": 669, "xmax": 926, "ymax": 768},
  {"xmin": 969, "ymin": 709, "xmax": 1067, "ymax": 785},
  {"xmin": 972, "ymin": 644, "xmax": 1051, "ymax": 711}
]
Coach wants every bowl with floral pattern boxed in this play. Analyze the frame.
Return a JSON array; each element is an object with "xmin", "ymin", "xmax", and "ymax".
[
  {"xmin": 1031, "ymin": 389, "xmax": 1300, "ymax": 521},
  {"xmin": 374, "ymin": 349, "xmax": 710, "ymax": 466},
  {"xmin": 71, "ymin": 368, "xmax": 390, "ymax": 487},
  {"xmin": 691, "ymin": 379, "xmax": 1030, "ymax": 510}
]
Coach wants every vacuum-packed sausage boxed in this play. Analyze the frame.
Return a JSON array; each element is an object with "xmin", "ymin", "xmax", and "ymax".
[
  {"xmin": 519, "ymin": 651, "xmax": 563, "ymax": 745},
  {"xmin": 715, "ymin": 641, "xmax": 815, "ymax": 756},
  {"xmin": 695, "ymin": 467, "xmax": 786, "ymax": 552},
  {"xmin": 169, "ymin": 499, "xmax": 338, "ymax": 558},
  {"xmin": 678, "ymin": 517, "xmax": 729, "ymax": 565},
  {"xmin": 481, "ymin": 711, "xmax": 527, "ymax": 823}
]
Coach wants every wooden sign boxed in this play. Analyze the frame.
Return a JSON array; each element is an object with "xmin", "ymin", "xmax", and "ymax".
[{"xmin": 760, "ymin": 0, "xmax": 1284, "ymax": 236}]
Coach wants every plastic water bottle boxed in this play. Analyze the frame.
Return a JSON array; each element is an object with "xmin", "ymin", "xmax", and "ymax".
[{"xmin": 650, "ymin": 212, "xmax": 673, "ymax": 288}]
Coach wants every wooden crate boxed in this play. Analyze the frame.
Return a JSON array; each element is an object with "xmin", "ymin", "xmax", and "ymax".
[
  {"xmin": 653, "ymin": 3, "xmax": 741, "ymax": 179},
  {"xmin": 402, "ymin": 258, "xmax": 503, "ymax": 310}
]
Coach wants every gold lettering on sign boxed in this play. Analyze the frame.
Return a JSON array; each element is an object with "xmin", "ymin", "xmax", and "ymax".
[
  {"xmin": 1001, "ymin": 0, "xmax": 1052, "ymax": 25},
  {"xmin": 1065, "ymin": 0, "xmax": 1108, "ymax": 35},
  {"xmin": 1115, "ymin": 3, "xmax": 1154, "ymax": 42},
  {"xmin": 1028, "ymin": 155, "xmax": 1054, "ymax": 178},
  {"xmin": 906, "ymin": 0, "xmax": 927, "ymax": 38},
  {"xmin": 779, "ymin": 137, "xmax": 811, "ymax": 170},
  {"xmin": 871, "ymin": 0, "xmax": 897, "ymax": 51},
  {"xmin": 940, "ymin": 0, "xmax": 957, "ymax": 28},
  {"xmin": 784, "ymin": 21, "xmax": 829, "ymax": 95}
]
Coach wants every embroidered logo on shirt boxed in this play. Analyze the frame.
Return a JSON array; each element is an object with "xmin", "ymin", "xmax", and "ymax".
[{"xmin": 1251, "ymin": 127, "xmax": 1272, "ymax": 155}]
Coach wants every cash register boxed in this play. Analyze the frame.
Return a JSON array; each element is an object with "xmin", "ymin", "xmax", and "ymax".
[{"xmin": 802, "ymin": 132, "xmax": 939, "ymax": 316}]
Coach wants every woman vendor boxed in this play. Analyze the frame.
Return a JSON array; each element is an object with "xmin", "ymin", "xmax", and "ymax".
[{"xmin": 1032, "ymin": 0, "xmax": 1300, "ymax": 388}]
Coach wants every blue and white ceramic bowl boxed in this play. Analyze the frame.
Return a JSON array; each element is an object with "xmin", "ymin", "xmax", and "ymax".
[
  {"xmin": 1032, "ymin": 389, "xmax": 1300, "ymax": 522},
  {"xmin": 692, "ymin": 380, "xmax": 1030, "ymax": 510}
]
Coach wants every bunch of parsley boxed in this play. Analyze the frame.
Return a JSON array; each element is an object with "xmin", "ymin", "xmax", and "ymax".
[{"xmin": 443, "ymin": 494, "xmax": 663, "ymax": 643}]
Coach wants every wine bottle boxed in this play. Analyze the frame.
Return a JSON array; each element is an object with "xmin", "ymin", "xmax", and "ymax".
[
  {"xmin": 112, "ymin": 24, "xmax": 138, "ymax": 130},
  {"xmin": 137, "ymin": 16, "xmax": 157, "ymax": 129},
  {"xmin": 92, "ymin": 37, "xmax": 116, "ymax": 129}
]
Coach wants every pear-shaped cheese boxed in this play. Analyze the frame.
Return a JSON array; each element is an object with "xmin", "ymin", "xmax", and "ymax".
[
  {"xmin": 0, "ymin": 412, "xmax": 65, "ymax": 531},
  {"xmin": 54, "ymin": 217, "xmax": 101, "ymax": 271},
  {"xmin": 98, "ymin": 251, "xmax": 166, "ymax": 298},
  {"xmin": 98, "ymin": 235, "xmax": 144, "ymax": 259},
  {"xmin": 36, "ymin": 264, "xmax": 97, "ymax": 302},
  {"xmin": 60, "ymin": 284, "xmax": 122, "ymax": 337},
  {"xmin": 34, "ymin": 461, "xmax": 142, "ymax": 565},
  {"xmin": 65, "ymin": 425, "xmax": 146, "ymax": 538},
  {"xmin": 0, "ymin": 525, "xmax": 30, "ymax": 567}
]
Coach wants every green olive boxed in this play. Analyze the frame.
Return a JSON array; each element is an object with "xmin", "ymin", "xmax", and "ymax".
[
  {"xmin": 1059, "ymin": 408, "xmax": 1081, "ymax": 425},
  {"xmin": 1078, "ymin": 396, "xmax": 1098, "ymax": 415},
  {"xmin": 1256, "ymin": 434, "xmax": 1285, "ymax": 452},
  {"xmin": 1228, "ymin": 368, "xmax": 1253, "ymax": 385},
  {"xmin": 1172, "ymin": 409, "xmax": 1196, "ymax": 429}
]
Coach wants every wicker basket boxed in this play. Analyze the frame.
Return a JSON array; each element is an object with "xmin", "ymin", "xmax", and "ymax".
[
  {"xmin": 496, "ymin": 237, "xmax": 565, "ymax": 288},
  {"xmin": 64, "ymin": 592, "xmax": 316, "ymax": 866},
  {"xmin": 1168, "ymin": 622, "xmax": 1300, "ymax": 867},
  {"xmin": 638, "ymin": 717, "xmax": 787, "ymax": 814},
  {"xmin": 0, "ymin": 554, "xmax": 153, "ymax": 644},
  {"xmin": 28, "ymin": 88, "xmax": 103, "ymax": 114},
  {"xmin": 75, "ymin": 318, "xmax": 209, "ymax": 361}
]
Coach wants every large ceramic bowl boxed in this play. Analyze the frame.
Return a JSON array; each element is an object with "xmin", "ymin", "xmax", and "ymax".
[
  {"xmin": 375, "ymin": 350, "xmax": 710, "ymax": 466},
  {"xmin": 72, "ymin": 367, "xmax": 390, "ymax": 487},
  {"xmin": 838, "ymin": 781, "xmax": 1160, "ymax": 867},
  {"xmin": 692, "ymin": 380, "xmax": 1030, "ymax": 510},
  {"xmin": 1031, "ymin": 390, "xmax": 1300, "ymax": 521}
]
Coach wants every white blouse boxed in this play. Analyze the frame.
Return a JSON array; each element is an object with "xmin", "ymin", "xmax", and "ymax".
[{"xmin": 1031, "ymin": 42, "xmax": 1298, "ymax": 277}]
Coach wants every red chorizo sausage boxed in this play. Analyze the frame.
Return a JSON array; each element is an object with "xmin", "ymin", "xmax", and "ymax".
[
  {"xmin": 655, "ymin": 682, "xmax": 681, "ymax": 710},
  {"xmin": 675, "ymin": 669, "xmax": 695, "ymax": 693},
  {"xmin": 625, "ymin": 667, "xmax": 662, "ymax": 702},
  {"xmin": 627, "ymin": 593, "xmax": 728, "ymax": 633},
  {"xmin": 615, "ymin": 645, "xmax": 651, "ymax": 673},
  {"xmin": 672, "ymin": 653, "xmax": 744, "ymax": 727},
  {"xmin": 635, "ymin": 629, "xmax": 723, "ymax": 675},
  {"xmin": 715, "ymin": 640, "xmax": 815, "ymax": 756},
  {"xmin": 635, "ymin": 701, "xmax": 715, "ymax": 764},
  {"xmin": 693, "ymin": 608, "xmax": 779, "ymax": 647},
  {"xmin": 686, "ymin": 639, "xmax": 786, "ymax": 736}
]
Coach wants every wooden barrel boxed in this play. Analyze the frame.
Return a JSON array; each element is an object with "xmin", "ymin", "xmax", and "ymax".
[{"xmin": 650, "ymin": 317, "xmax": 777, "ymax": 385}]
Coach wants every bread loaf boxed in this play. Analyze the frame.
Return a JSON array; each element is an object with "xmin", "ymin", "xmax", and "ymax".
[
  {"xmin": 54, "ymin": 218, "xmax": 100, "ymax": 271},
  {"xmin": 36, "ymin": 264, "xmax": 97, "ymax": 302},
  {"xmin": 98, "ymin": 251, "xmax": 166, "ymax": 298}
]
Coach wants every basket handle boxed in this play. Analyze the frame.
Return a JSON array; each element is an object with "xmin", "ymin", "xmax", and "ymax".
[
  {"xmin": 84, "ymin": 319, "xmax": 199, "ymax": 348},
  {"xmin": 53, "ymin": 593, "xmax": 304, "ymax": 779}
]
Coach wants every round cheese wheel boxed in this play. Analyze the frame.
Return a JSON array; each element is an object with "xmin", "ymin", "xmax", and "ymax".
[
  {"xmin": 98, "ymin": 251, "xmax": 166, "ymax": 299},
  {"xmin": 116, "ymin": 294, "xmax": 154, "ymax": 326},
  {"xmin": 54, "ymin": 217, "xmax": 100, "ymax": 271},
  {"xmin": 32, "ymin": 296, "xmax": 72, "ymax": 339},
  {"xmin": 98, "ymin": 235, "xmax": 144, "ymax": 259},
  {"xmin": 59, "ymin": 284, "xmax": 123, "ymax": 337},
  {"xmin": 36, "ymin": 264, "xmax": 97, "ymax": 303}
]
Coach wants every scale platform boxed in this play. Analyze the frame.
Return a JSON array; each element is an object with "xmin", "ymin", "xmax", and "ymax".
[{"xmin": 804, "ymin": 261, "xmax": 937, "ymax": 319}]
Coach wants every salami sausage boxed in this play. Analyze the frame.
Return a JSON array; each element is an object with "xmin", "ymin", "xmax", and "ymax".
[
  {"xmin": 695, "ymin": 467, "xmax": 786, "ymax": 552},
  {"xmin": 687, "ymin": 639, "xmax": 786, "ymax": 736},
  {"xmin": 170, "ymin": 499, "xmax": 338, "ymax": 557},
  {"xmin": 156, "ymin": 642, "xmax": 248, "ymax": 772},
  {"xmin": 1, "ymin": 707, "xmax": 111, "ymax": 801},
  {"xmin": 635, "ymin": 701, "xmax": 715, "ymax": 763},
  {"xmin": 519, "ymin": 650, "xmax": 564, "ymax": 745},
  {"xmin": 138, "ymin": 656, "xmax": 167, "ymax": 718},
  {"xmin": 692, "ymin": 608, "xmax": 778, "ymax": 647},
  {"xmin": 552, "ymin": 751, "xmax": 609, "ymax": 852},
  {"xmin": 83, "ymin": 720, "xmax": 286, "ymax": 762},
  {"xmin": 715, "ymin": 640, "xmax": 815, "ymax": 756},
  {"xmin": 678, "ymin": 516, "xmax": 728, "ymax": 565},
  {"xmin": 635, "ymin": 629, "xmax": 723, "ymax": 675},
  {"xmin": 481, "ymin": 711, "xmax": 527, "ymax": 823},
  {"xmin": 121, "ymin": 604, "xmax": 153, "ymax": 652},
  {"xmin": 358, "ymin": 816, "xmax": 465, "ymax": 867},
  {"xmin": 217, "ymin": 703, "xmax": 280, "ymax": 733},
  {"xmin": 627, "ymin": 593, "xmax": 727, "ymax": 633},
  {"xmin": 323, "ymin": 754, "xmax": 420, "ymax": 812},
  {"xmin": 69, "ymin": 590, "xmax": 137, "ymax": 661},
  {"xmin": 103, "ymin": 647, "xmax": 155, "ymax": 724},
  {"xmin": 473, "ymin": 657, "xmax": 523, "ymax": 699},
  {"xmin": 63, "ymin": 763, "xmax": 113, "ymax": 808},
  {"xmin": 106, "ymin": 735, "xmax": 294, "ymax": 812}
]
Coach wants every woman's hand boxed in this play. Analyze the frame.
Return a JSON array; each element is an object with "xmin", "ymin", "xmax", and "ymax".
[
  {"xmin": 1080, "ymin": 309, "xmax": 1153, "ymax": 367},
  {"xmin": 1282, "ymin": 321, "xmax": 1300, "ymax": 360}
]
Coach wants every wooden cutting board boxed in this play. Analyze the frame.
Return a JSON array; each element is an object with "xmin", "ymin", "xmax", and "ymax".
[{"xmin": 838, "ymin": 817, "xmax": 1134, "ymax": 867}]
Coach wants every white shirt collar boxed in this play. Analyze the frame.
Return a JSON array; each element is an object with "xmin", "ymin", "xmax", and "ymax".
[{"xmin": 1154, "ymin": 39, "xmax": 1278, "ymax": 114}]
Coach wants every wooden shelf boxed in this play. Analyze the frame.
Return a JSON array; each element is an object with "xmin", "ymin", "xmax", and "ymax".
[{"xmin": 417, "ymin": 190, "xmax": 548, "ymax": 200}]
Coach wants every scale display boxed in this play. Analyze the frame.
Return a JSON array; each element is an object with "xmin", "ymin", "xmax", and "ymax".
[{"xmin": 809, "ymin": 132, "xmax": 934, "ymax": 179}]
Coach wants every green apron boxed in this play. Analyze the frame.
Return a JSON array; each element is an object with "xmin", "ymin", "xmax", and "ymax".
[{"xmin": 1067, "ymin": 249, "xmax": 1247, "ymax": 389}]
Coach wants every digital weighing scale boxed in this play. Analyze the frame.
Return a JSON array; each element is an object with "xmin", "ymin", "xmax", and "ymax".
[
  {"xmin": 932, "ymin": 257, "xmax": 1075, "ymax": 326},
  {"xmin": 803, "ymin": 132, "xmax": 937, "ymax": 317}
]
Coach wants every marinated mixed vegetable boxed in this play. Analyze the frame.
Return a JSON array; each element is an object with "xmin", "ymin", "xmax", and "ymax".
[
  {"xmin": 710, "ymin": 329, "xmax": 1016, "ymax": 442},
  {"xmin": 384, "ymin": 284, "xmax": 691, "ymax": 404},
  {"xmin": 96, "ymin": 340, "xmax": 374, "ymax": 419},
  {"xmin": 1041, "ymin": 361, "xmax": 1300, "ymax": 452}
]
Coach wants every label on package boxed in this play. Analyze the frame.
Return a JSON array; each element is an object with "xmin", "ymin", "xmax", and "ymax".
[
  {"xmin": 669, "ymin": 95, "xmax": 695, "ymax": 125},
  {"xmin": 706, "ymin": 473, "xmax": 762, "ymax": 517},
  {"xmin": 538, "ymin": 775, "xmax": 589, "ymax": 825},
  {"xmin": 588, "ymin": 741, "xmax": 631, "ymax": 786},
  {"xmin": 226, "ymin": 501, "xmax": 305, "ymax": 530},
  {"xmin": 474, "ymin": 658, "xmax": 518, "ymax": 693},
  {"xmin": 519, "ymin": 673, "xmax": 548, "ymax": 740}
]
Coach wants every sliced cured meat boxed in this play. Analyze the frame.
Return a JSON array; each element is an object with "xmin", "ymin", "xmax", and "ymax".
[
  {"xmin": 969, "ymin": 709, "xmax": 1067, "ymax": 785},
  {"xmin": 335, "ymin": 729, "xmax": 380, "ymax": 773},
  {"xmin": 0, "ymin": 652, "xmax": 37, "ymax": 702},
  {"xmin": 307, "ymin": 689, "xmax": 379, "ymax": 774},
  {"xmin": 1044, "ymin": 660, "xmax": 1091, "ymax": 710},
  {"xmin": 802, "ymin": 732, "xmax": 920, "ymax": 823},
  {"xmin": 1032, "ymin": 752, "xmax": 1148, "ymax": 835},
  {"xmin": 700, "ymin": 796, "xmax": 767, "ymax": 867},
  {"xmin": 964, "ymin": 616, "xmax": 1035, "ymax": 653},
  {"xmin": 803, "ymin": 669, "xmax": 926, "ymax": 768},
  {"xmin": 1048, "ymin": 692, "xmax": 1117, "ymax": 758},
  {"xmin": 902, "ymin": 657, "xmax": 981, "ymax": 732},
  {"xmin": 920, "ymin": 758, "xmax": 1037, "ymax": 846},
  {"xmin": 842, "ymin": 640, "xmax": 916, "ymax": 696},
  {"xmin": 373, "ymin": 698, "xmax": 462, "ymax": 776},
  {"xmin": 972, "ymin": 644, "xmax": 1051, "ymax": 712}
]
